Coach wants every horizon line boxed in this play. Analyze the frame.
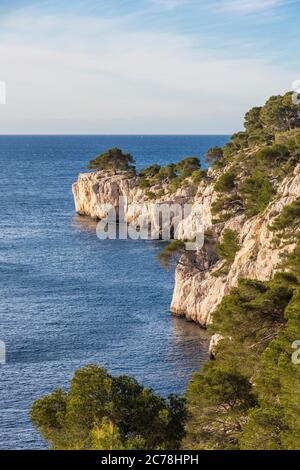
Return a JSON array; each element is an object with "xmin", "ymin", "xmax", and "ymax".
[{"xmin": 0, "ymin": 133, "xmax": 232, "ymax": 137}]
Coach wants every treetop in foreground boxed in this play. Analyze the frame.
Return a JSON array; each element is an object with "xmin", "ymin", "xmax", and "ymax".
[
  {"xmin": 30, "ymin": 364, "xmax": 186, "ymax": 450},
  {"xmin": 88, "ymin": 147, "xmax": 136, "ymax": 174}
]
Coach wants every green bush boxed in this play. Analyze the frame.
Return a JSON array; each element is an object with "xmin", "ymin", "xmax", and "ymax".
[
  {"xmin": 205, "ymin": 147, "xmax": 223, "ymax": 166},
  {"xmin": 270, "ymin": 198, "xmax": 300, "ymax": 232},
  {"xmin": 260, "ymin": 92, "xmax": 300, "ymax": 134},
  {"xmin": 211, "ymin": 195, "xmax": 238, "ymax": 224},
  {"xmin": 137, "ymin": 178, "xmax": 151, "ymax": 189},
  {"xmin": 240, "ymin": 171, "xmax": 274, "ymax": 218},
  {"xmin": 88, "ymin": 148, "xmax": 136, "ymax": 174},
  {"xmin": 158, "ymin": 240, "xmax": 186, "ymax": 269},
  {"xmin": 169, "ymin": 177, "xmax": 183, "ymax": 193},
  {"xmin": 138, "ymin": 157, "xmax": 201, "ymax": 191},
  {"xmin": 156, "ymin": 189, "xmax": 165, "ymax": 198},
  {"xmin": 175, "ymin": 157, "xmax": 200, "ymax": 176},
  {"xmin": 244, "ymin": 106, "xmax": 263, "ymax": 133},
  {"xmin": 31, "ymin": 365, "xmax": 186, "ymax": 450},
  {"xmin": 222, "ymin": 142, "xmax": 237, "ymax": 159},
  {"xmin": 214, "ymin": 229, "xmax": 240, "ymax": 275},
  {"xmin": 256, "ymin": 144, "xmax": 290, "ymax": 166},
  {"xmin": 214, "ymin": 171, "xmax": 236, "ymax": 192},
  {"xmin": 139, "ymin": 164, "xmax": 161, "ymax": 178},
  {"xmin": 231, "ymin": 131, "xmax": 249, "ymax": 150},
  {"xmin": 191, "ymin": 169, "xmax": 203, "ymax": 184},
  {"xmin": 247, "ymin": 130, "xmax": 273, "ymax": 146},
  {"xmin": 155, "ymin": 164, "xmax": 177, "ymax": 182},
  {"xmin": 145, "ymin": 191, "xmax": 156, "ymax": 200},
  {"xmin": 295, "ymin": 131, "xmax": 300, "ymax": 148}
]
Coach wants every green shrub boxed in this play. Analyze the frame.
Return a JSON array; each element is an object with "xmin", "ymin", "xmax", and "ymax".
[
  {"xmin": 214, "ymin": 171, "xmax": 236, "ymax": 192},
  {"xmin": 145, "ymin": 191, "xmax": 156, "ymax": 200},
  {"xmin": 295, "ymin": 131, "xmax": 300, "ymax": 148},
  {"xmin": 244, "ymin": 106, "xmax": 263, "ymax": 133},
  {"xmin": 137, "ymin": 178, "xmax": 151, "ymax": 189},
  {"xmin": 156, "ymin": 189, "xmax": 165, "ymax": 198},
  {"xmin": 231, "ymin": 131, "xmax": 249, "ymax": 150},
  {"xmin": 211, "ymin": 195, "xmax": 238, "ymax": 224},
  {"xmin": 214, "ymin": 229, "xmax": 240, "ymax": 275},
  {"xmin": 205, "ymin": 147, "xmax": 223, "ymax": 166},
  {"xmin": 247, "ymin": 130, "xmax": 273, "ymax": 146},
  {"xmin": 256, "ymin": 144, "xmax": 290, "ymax": 166},
  {"xmin": 139, "ymin": 157, "xmax": 201, "ymax": 191},
  {"xmin": 260, "ymin": 92, "xmax": 300, "ymax": 134},
  {"xmin": 240, "ymin": 171, "xmax": 274, "ymax": 218},
  {"xmin": 169, "ymin": 177, "xmax": 184, "ymax": 193},
  {"xmin": 155, "ymin": 164, "xmax": 177, "ymax": 182},
  {"xmin": 185, "ymin": 267, "xmax": 300, "ymax": 450},
  {"xmin": 139, "ymin": 164, "xmax": 161, "ymax": 178},
  {"xmin": 223, "ymin": 142, "xmax": 237, "ymax": 159},
  {"xmin": 191, "ymin": 169, "xmax": 203, "ymax": 183},
  {"xmin": 270, "ymin": 198, "xmax": 300, "ymax": 232},
  {"xmin": 175, "ymin": 157, "xmax": 200, "ymax": 176}
]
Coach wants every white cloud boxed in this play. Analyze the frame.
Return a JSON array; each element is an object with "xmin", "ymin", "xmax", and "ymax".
[{"xmin": 216, "ymin": 0, "xmax": 287, "ymax": 13}]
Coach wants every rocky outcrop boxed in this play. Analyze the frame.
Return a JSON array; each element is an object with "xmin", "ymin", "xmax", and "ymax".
[
  {"xmin": 72, "ymin": 172, "xmax": 142, "ymax": 219},
  {"xmin": 73, "ymin": 171, "xmax": 195, "ymax": 212},
  {"xmin": 72, "ymin": 171, "xmax": 198, "ymax": 238},
  {"xmin": 208, "ymin": 334, "xmax": 223, "ymax": 358},
  {"xmin": 72, "ymin": 165, "xmax": 300, "ymax": 327}
]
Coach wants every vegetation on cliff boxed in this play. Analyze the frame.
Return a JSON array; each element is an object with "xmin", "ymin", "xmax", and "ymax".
[
  {"xmin": 137, "ymin": 156, "xmax": 202, "ymax": 194},
  {"xmin": 210, "ymin": 93, "xmax": 300, "ymax": 223},
  {"xmin": 158, "ymin": 237, "xmax": 217, "ymax": 274},
  {"xmin": 270, "ymin": 198, "xmax": 300, "ymax": 234},
  {"xmin": 213, "ymin": 229, "xmax": 240, "ymax": 276}
]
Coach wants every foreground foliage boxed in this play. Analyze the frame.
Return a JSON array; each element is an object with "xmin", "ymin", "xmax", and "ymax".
[{"xmin": 31, "ymin": 365, "xmax": 186, "ymax": 450}]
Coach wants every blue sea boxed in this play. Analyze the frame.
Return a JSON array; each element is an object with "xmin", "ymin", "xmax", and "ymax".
[{"xmin": 0, "ymin": 135, "xmax": 229, "ymax": 449}]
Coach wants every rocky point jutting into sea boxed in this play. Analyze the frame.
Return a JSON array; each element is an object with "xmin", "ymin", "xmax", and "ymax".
[{"xmin": 72, "ymin": 152, "xmax": 300, "ymax": 328}]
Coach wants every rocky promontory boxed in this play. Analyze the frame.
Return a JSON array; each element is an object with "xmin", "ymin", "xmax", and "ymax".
[{"xmin": 73, "ymin": 163, "xmax": 300, "ymax": 327}]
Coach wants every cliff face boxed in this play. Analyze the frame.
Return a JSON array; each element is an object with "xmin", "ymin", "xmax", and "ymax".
[
  {"xmin": 72, "ymin": 165, "xmax": 300, "ymax": 327},
  {"xmin": 72, "ymin": 171, "xmax": 197, "ymax": 238},
  {"xmin": 72, "ymin": 172, "xmax": 141, "ymax": 219},
  {"xmin": 171, "ymin": 165, "xmax": 300, "ymax": 325}
]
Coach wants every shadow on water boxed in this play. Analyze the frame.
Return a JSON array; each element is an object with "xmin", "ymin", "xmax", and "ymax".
[{"xmin": 71, "ymin": 214, "xmax": 98, "ymax": 232}]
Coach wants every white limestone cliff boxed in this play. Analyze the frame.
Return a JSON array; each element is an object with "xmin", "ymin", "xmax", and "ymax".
[
  {"xmin": 72, "ymin": 165, "xmax": 300, "ymax": 327},
  {"xmin": 171, "ymin": 165, "xmax": 300, "ymax": 325},
  {"xmin": 72, "ymin": 170, "xmax": 198, "ymax": 238}
]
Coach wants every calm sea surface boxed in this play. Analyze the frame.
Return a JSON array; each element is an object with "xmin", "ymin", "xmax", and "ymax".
[{"xmin": 0, "ymin": 135, "xmax": 229, "ymax": 449}]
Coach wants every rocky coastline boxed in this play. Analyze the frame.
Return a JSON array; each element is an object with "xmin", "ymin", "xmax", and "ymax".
[{"xmin": 72, "ymin": 163, "xmax": 300, "ymax": 327}]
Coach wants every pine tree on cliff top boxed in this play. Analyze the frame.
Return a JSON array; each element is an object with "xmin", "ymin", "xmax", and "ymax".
[{"xmin": 88, "ymin": 147, "xmax": 136, "ymax": 174}]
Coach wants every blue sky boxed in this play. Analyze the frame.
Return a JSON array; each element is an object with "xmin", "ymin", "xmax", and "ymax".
[{"xmin": 0, "ymin": 0, "xmax": 299, "ymax": 134}]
